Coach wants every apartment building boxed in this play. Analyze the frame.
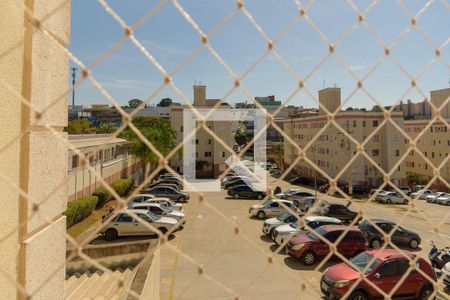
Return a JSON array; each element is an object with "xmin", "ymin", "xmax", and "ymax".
[
  {"xmin": 283, "ymin": 88, "xmax": 407, "ymax": 189},
  {"xmin": 170, "ymin": 85, "xmax": 238, "ymax": 178},
  {"xmin": 404, "ymin": 88, "xmax": 450, "ymax": 187}
]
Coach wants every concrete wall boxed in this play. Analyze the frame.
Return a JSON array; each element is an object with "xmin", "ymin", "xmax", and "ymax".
[
  {"xmin": 1, "ymin": 0, "xmax": 70, "ymax": 298},
  {"xmin": 139, "ymin": 247, "xmax": 160, "ymax": 300}
]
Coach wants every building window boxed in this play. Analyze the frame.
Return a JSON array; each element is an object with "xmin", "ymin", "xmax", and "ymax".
[
  {"xmin": 195, "ymin": 139, "xmax": 199, "ymax": 145},
  {"xmin": 372, "ymin": 149, "xmax": 379, "ymax": 156},
  {"xmin": 430, "ymin": 127, "xmax": 434, "ymax": 132},
  {"xmin": 397, "ymin": 166, "xmax": 401, "ymax": 171},
  {"xmin": 222, "ymin": 152, "xmax": 225, "ymax": 158},
  {"xmin": 394, "ymin": 150, "xmax": 400, "ymax": 156},
  {"xmin": 362, "ymin": 120, "xmax": 366, "ymax": 127},
  {"xmin": 208, "ymin": 139, "xmax": 212, "ymax": 145},
  {"xmin": 373, "ymin": 135, "xmax": 379, "ymax": 142},
  {"xmin": 205, "ymin": 152, "xmax": 212, "ymax": 157},
  {"xmin": 180, "ymin": 126, "xmax": 183, "ymax": 132},
  {"xmin": 432, "ymin": 152, "xmax": 435, "ymax": 158},
  {"xmin": 424, "ymin": 151, "xmax": 427, "ymax": 157},
  {"xmin": 353, "ymin": 120, "xmax": 357, "ymax": 127},
  {"xmin": 72, "ymin": 155, "xmax": 79, "ymax": 169},
  {"xmin": 373, "ymin": 120, "xmax": 379, "ymax": 127}
]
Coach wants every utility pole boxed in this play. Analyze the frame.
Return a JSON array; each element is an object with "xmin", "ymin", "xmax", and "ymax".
[{"xmin": 71, "ymin": 67, "xmax": 77, "ymax": 107}]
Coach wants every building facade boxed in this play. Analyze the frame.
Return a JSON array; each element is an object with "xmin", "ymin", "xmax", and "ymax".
[{"xmin": 283, "ymin": 88, "xmax": 407, "ymax": 189}]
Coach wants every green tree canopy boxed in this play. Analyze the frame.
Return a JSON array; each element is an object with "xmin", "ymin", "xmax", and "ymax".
[
  {"xmin": 273, "ymin": 142, "xmax": 284, "ymax": 171},
  {"xmin": 96, "ymin": 123, "xmax": 117, "ymax": 134},
  {"xmin": 128, "ymin": 98, "xmax": 144, "ymax": 108},
  {"xmin": 157, "ymin": 98, "xmax": 173, "ymax": 107},
  {"xmin": 406, "ymin": 173, "xmax": 428, "ymax": 187},
  {"xmin": 119, "ymin": 116, "xmax": 177, "ymax": 165},
  {"xmin": 234, "ymin": 129, "xmax": 247, "ymax": 146},
  {"xmin": 65, "ymin": 119, "xmax": 96, "ymax": 134}
]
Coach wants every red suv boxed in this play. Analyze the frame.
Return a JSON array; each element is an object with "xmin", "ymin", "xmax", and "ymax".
[
  {"xmin": 286, "ymin": 225, "xmax": 368, "ymax": 265},
  {"xmin": 321, "ymin": 249, "xmax": 436, "ymax": 300}
]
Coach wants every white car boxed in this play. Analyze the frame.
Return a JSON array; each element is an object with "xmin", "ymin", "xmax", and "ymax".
[
  {"xmin": 443, "ymin": 262, "xmax": 450, "ymax": 288},
  {"xmin": 144, "ymin": 197, "xmax": 183, "ymax": 211},
  {"xmin": 379, "ymin": 191, "xmax": 408, "ymax": 204},
  {"xmin": 426, "ymin": 192, "xmax": 447, "ymax": 203},
  {"xmin": 101, "ymin": 209, "xmax": 178, "ymax": 240},
  {"xmin": 275, "ymin": 189, "xmax": 302, "ymax": 199},
  {"xmin": 249, "ymin": 199, "xmax": 297, "ymax": 219},
  {"xmin": 132, "ymin": 203, "xmax": 185, "ymax": 222},
  {"xmin": 127, "ymin": 194, "xmax": 155, "ymax": 208},
  {"xmin": 272, "ymin": 216, "xmax": 342, "ymax": 246},
  {"xmin": 284, "ymin": 191, "xmax": 315, "ymax": 207},
  {"xmin": 374, "ymin": 190, "xmax": 390, "ymax": 201},
  {"xmin": 437, "ymin": 194, "xmax": 450, "ymax": 205},
  {"xmin": 261, "ymin": 212, "xmax": 303, "ymax": 235},
  {"xmin": 411, "ymin": 189, "xmax": 434, "ymax": 200}
]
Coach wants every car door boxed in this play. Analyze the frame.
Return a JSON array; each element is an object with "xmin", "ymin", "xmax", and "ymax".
[
  {"xmin": 267, "ymin": 202, "xmax": 281, "ymax": 216},
  {"xmin": 335, "ymin": 230, "xmax": 354, "ymax": 257},
  {"xmin": 394, "ymin": 259, "xmax": 419, "ymax": 297},
  {"xmin": 320, "ymin": 231, "xmax": 341, "ymax": 256},
  {"xmin": 370, "ymin": 260, "xmax": 401, "ymax": 297},
  {"xmin": 391, "ymin": 227, "xmax": 409, "ymax": 245},
  {"xmin": 112, "ymin": 213, "xmax": 135, "ymax": 235},
  {"xmin": 148, "ymin": 206, "xmax": 164, "ymax": 217},
  {"xmin": 134, "ymin": 213, "xmax": 156, "ymax": 235}
]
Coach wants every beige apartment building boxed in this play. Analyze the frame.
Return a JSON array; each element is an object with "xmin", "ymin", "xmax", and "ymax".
[
  {"xmin": 170, "ymin": 85, "xmax": 237, "ymax": 178},
  {"xmin": 283, "ymin": 88, "xmax": 407, "ymax": 189},
  {"xmin": 403, "ymin": 88, "xmax": 450, "ymax": 188}
]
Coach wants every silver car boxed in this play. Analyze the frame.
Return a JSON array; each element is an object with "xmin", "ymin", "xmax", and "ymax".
[
  {"xmin": 127, "ymin": 194, "xmax": 155, "ymax": 208},
  {"xmin": 437, "ymin": 194, "xmax": 450, "ymax": 205},
  {"xmin": 262, "ymin": 212, "xmax": 303, "ymax": 236},
  {"xmin": 249, "ymin": 199, "xmax": 297, "ymax": 219},
  {"xmin": 144, "ymin": 197, "xmax": 183, "ymax": 211},
  {"xmin": 101, "ymin": 209, "xmax": 178, "ymax": 240},
  {"xmin": 284, "ymin": 191, "xmax": 314, "ymax": 207},
  {"xmin": 144, "ymin": 186, "xmax": 190, "ymax": 203},
  {"xmin": 411, "ymin": 189, "xmax": 434, "ymax": 200},
  {"xmin": 132, "ymin": 203, "xmax": 186, "ymax": 223},
  {"xmin": 379, "ymin": 191, "xmax": 408, "ymax": 204}
]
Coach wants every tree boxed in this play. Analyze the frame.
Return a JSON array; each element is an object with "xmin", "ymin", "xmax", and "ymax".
[
  {"xmin": 128, "ymin": 98, "xmax": 144, "ymax": 108},
  {"xmin": 157, "ymin": 98, "xmax": 173, "ymax": 107},
  {"xmin": 406, "ymin": 173, "xmax": 428, "ymax": 187},
  {"xmin": 372, "ymin": 105, "xmax": 383, "ymax": 112},
  {"xmin": 273, "ymin": 142, "xmax": 284, "ymax": 171},
  {"xmin": 65, "ymin": 119, "xmax": 96, "ymax": 134},
  {"xmin": 96, "ymin": 123, "xmax": 116, "ymax": 134},
  {"xmin": 234, "ymin": 129, "xmax": 247, "ymax": 146},
  {"xmin": 119, "ymin": 116, "xmax": 177, "ymax": 178}
]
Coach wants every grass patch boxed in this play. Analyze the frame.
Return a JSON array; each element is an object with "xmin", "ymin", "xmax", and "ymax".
[{"xmin": 67, "ymin": 200, "xmax": 117, "ymax": 239}]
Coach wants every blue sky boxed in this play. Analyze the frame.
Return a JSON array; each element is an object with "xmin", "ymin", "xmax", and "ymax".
[{"xmin": 69, "ymin": 0, "xmax": 449, "ymax": 109}]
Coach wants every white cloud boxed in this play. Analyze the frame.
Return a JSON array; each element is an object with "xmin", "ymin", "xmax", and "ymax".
[
  {"xmin": 141, "ymin": 39, "xmax": 190, "ymax": 57},
  {"xmin": 98, "ymin": 77, "xmax": 152, "ymax": 90},
  {"xmin": 349, "ymin": 64, "xmax": 369, "ymax": 71}
]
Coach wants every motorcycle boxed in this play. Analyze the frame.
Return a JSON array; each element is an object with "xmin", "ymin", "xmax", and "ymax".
[{"xmin": 428, "ymin": 241, "xmax": 450, "ymax": 269}]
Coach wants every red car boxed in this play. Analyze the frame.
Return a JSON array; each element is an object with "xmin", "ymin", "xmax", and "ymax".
[
  {"xmin": 319, "ymin": 183, "xmax": 346, "ymax": 194},
  {"xmin": 286, "ymin": 225, "xmax": 368, "ymax": 265},
  {"xmin": 321, "ymin": 249, "xmax": 436, "ymax": 300}
]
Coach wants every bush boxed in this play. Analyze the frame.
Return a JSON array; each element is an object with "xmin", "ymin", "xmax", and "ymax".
[
  {"xmin": 92, "ymin": 186, "xmax": 112, "ymax": 208},
  {"xmin": 64, "ymin": 196, "xmax": 98, "ymax": 228},
  {"xmin": 111, "ymin": 178, "xmax": 134, "ymax": 197}
]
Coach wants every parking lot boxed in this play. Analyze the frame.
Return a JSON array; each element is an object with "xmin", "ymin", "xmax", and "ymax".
[{"xmin": 158, "ymin": 175, "xmax": 450, "ymax": 300}]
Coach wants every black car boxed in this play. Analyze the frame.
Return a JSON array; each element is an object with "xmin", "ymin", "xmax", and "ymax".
[
  {"xmin": 227, "ymin": 184, "xmax": 266, "ymax": 200},
  {"xmin": 224, "ymin": 178, "xmax": 251, "ymax": 189},
  {"xmin": 312, "ymin": 203, "xmax": 360, "ymax": 223},
  {"xmin": 358, "ymin": 219, "xmax": 421, "ymax": 249}
]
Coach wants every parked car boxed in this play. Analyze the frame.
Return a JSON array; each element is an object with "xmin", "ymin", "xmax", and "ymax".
[
  {"xmin": 148, "ymin": 179, "xmax": 182, "ymax": 190},
  {"xmin": 143, "ymin": 186, "xmax": 189, "ymax": 202},
  {"xmin": 158, "ymin": 173, "xmax": 181, "ymax": 180},
  {"xmin": 248, "ymin": 199, "xmax": 296, "ymax": 219},
  {"xmin": 127, "ymin": 194, "xmax": 155, "ymax": 208},
  {"xmin": 311, "ymin": 203, "xmax": 360, "ymax": 223},
  {"xmin": 284, "ymin": 191, "xmax": 315, "ymax": 207},
  {"xmin": 146, "ymin": 182, "xmax": 180, "ymax": 192},
  {"xmin": 358, "ymin": 219, "xmax": 421, "ymax": 249},
  {"xmin": 427, "ymin": 192, "xmax": 448, "ymax": 203},
  {"xmin": 398, "ymin": 186, "xmax": 412, "ymax": 195},
  {"xmin": 144, "ymin": 197, "xmax": 183, "ymax": 211},
  {"xmin": 272, "ymin": 216, "xmax": 342, "ymax": 246},
  {"xmin": 411, "ymin": 189, "xmax": 434, "ymax": 200},
  {"xmin": 342, "ymin": 184, "xmax": 368, "ymax": 195},
  {"xmin": 378, "ymin": 191, "xmax": 408, "ymax": 204},
  {"xmin": 224, "ymin": 178, "xmax": 252, "ymax": 190},
  {"xmin": 221, "ymin": 175, "xmax": 245, "ymax": 186},
  {"xmin": 286, "ymin": 225, "xmax": 368, "ymax": 265},
  {"xmin": 320, "ymin": 249, "xmax": 436, "ymax": 300},
  {"xmin": 374, "ymin": 190, "xmax": 390, "ymax": 201},
  {"xmin": 437, "ymin": 193, "xmax": 450, "ymax": 205},
  {"xmin": 132, "ymin": 203, "xmax": 185, "ymax": 223},
  {"xmin": 289, "ymin": 176, "xmax": 310, "ymax": 186},
  {"xmin": 101, "ymin": 209, "xmax": 178, "ymax": 240},
  {"xmin": 297, "ymin": 197, "xmax": 329, "ymax": 212},
  {"xmin": 261, "ymin": 212, "xmax": 303, "ymax": 236},
  {"xmin": 275, "ymin": 188, "xmax": 302, "ymax": 199},
  {"xmin": 319, "ymin": 183, "xmax": 346, "ymax": 194},
  {"xmin": 443, "ymin": 262, "xmax": 450, "ymax": 288},
  {"xmin": 227, "ymin": 185, "xmax": 267, "ymax": 200}
]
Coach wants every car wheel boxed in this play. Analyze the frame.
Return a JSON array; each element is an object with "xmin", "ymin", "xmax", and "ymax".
[
  {"xmin": 419, "ymin": 285, "xmax": 433, "ymax": 300},
  {"xmin": 234, "ymin": 193, "xmax": 240, "ymax": 199},
  {"xmin": 158, "ymin": 227, "xmax": 168, "ymax": 235},
  {"xmin": 409, "ymin": 239, "xmax": 419, "ymax": 249},
  {"xmin": 349, "ymin": 291, "xmax": 368, "ymax": 300},
  {"xmin": 293, "ymin": 200, "xmax": 299, "ymax": 207},
  {"xmin": 386, "ymin": 199, "xmax": 392, "ymax": 204},
  {"xmin": 371, "ymin": 239, "xmax": 382, "ymax": 249},
  {"xmin": 105, "ymin": 229, "xmax": 118, "ymax": 241},
  {"xmin": 256, "ymin": 211, "xmax": 266, "ymax": 219},
  {"xmin": 178, "ymin": 196, "xmax": 186, "ymax": 203},
  {"xmin": 301, "ymin": 250, "xmax": 316, "ymax": 266},
  {"xmin": 257, "ymin": 194, "xmax": 263, "ymax": 200},
  {"xmin": 403, "ymin": 199, "xmax": 408, "ymax": 204}
]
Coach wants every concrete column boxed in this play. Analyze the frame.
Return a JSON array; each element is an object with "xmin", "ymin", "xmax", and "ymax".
[{"xmin": 0, "ymin": 0, "xmax": 70, "ymax": 299}]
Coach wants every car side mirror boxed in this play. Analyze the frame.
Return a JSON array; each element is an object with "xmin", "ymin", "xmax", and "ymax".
[{"xmin": 374, "ymin": 273, "xmax": 381, "ymax": 279}]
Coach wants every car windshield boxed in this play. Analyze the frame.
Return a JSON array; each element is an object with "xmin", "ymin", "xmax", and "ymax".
[
  {"xmin": 348, "ymin": 252, "xmax": 382, "ymax": 275},
  {"xmin": 358, "ymin": 220, "xmax": 372, "ymax": 231},
  {"xmin": 143, "ymin": 211, "xmax": 158, "ymax": 222},
  {"xmin": 277, "ymin": 213, "xmax": 292, "ymax": 222},
  {"xmin": 165, "ymin": 199, "xmax": 176, "ymax": 206},
  {"xmin": 290, "ymin": 221, "xmax": 301, "ymax": 229},
  {"xmin": 307, "ymin": 227, "xmax": 327, "ymax": 240},
  {"xmin": 159, "ymin": 205, "xmax": 172, "ymax": 213}
]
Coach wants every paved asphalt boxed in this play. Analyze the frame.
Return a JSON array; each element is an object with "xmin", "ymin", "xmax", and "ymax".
[{"xmin": 158, "ymin": 175, "xmax": 450, "ymax": 300}]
